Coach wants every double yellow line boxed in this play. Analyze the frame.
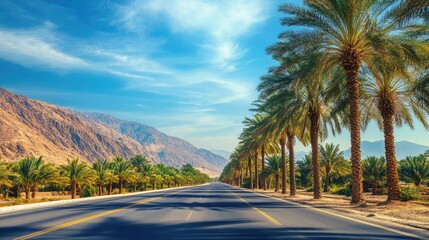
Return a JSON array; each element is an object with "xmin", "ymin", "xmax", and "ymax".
[{"xmin": 14, "ymin": 190, "xmax": 184, "ymax": 240}]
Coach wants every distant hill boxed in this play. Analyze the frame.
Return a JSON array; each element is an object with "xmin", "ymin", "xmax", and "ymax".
[
  {"xmin": 210, "ymin": 149, "xmax": 232, "ymax": 160},
  {"xmin": 0, "ymin": 88, "xmax": 227, "ymax": 176},
  {"xmin": 343, "ymin": 140, "xmax": 429, "ymax": 160}
]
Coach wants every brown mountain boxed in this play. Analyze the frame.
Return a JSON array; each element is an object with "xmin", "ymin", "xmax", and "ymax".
[{"xmin": 0, "ymin": 88, "xmax": 227, "ymax": 176}]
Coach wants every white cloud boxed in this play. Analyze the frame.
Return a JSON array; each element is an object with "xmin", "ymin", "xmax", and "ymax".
[
  {"xmin": 116, "ymin": 0, "xmax": 270, "ymax": 70},
  {"xmin": 0, "ymin": 25, "xmax": 87, "ymax": 70}
]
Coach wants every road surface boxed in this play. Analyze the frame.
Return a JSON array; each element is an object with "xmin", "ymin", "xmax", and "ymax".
[{"xmin": 0, "ymin": 183, "xmax": 427, "ymax": 239}]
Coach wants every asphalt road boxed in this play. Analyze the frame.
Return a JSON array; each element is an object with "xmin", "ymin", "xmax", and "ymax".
[{"xmin": 0, "ymin": 182, "xmax": 427, "ymax": 240}]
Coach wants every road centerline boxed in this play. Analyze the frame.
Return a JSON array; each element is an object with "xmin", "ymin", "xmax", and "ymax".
[{"xmin": 226, "ymin": 188, "xmax": 282, "ymax": 226}]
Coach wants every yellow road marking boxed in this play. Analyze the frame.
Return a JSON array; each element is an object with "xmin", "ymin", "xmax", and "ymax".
[
  {"xmin": 14, "ymin": 189, "xmax": 185, "ymax": 240},
  {"xmin": 227, "ymin": 189, "xmax": 282, "ymax": 226},
  {"xmin": 243, "ymin": 187, "xmax": 426, "ymax": 240}
]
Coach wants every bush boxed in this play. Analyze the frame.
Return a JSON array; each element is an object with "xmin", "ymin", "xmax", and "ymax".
[
  {"xmin": 81, "ymin": 185, "xmax": 97, "ymax": 198},
  {"xmin": 400, "ymin": 186, "xmax": 420, "ymax": 201},
  {"xmin": 306, "ymin": 187, "xmax": 314, "ymax": 192}
]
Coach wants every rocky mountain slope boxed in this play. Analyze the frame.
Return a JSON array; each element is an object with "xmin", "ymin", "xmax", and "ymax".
[
  {"xmin": 0, "ymin": 88, "xmax": 227, "ymax": 176},
  {"xmin": 78, "ymin": 112, "xmax": 228, "ymax": 175}
]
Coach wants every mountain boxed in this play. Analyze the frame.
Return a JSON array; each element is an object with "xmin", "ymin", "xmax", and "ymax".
[
  {"xmin": 343, "ymin": 140, "xmax": 429, "ymax": 160},
  {"xmin": 78, "ymin": 112, "xmax": 228, "ymax": 176},
  {"xmin": 210, "ymin": 149, "xmax": 232, "ymax": 160},
  {"xmin": 0, "ymin": 88, "xmax": 227, "ymax": 176}
]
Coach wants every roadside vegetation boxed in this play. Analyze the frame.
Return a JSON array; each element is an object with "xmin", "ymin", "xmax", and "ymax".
[
  {"xmin": 0, "ymin": 155, "xmax": 210, "ymax": 205},
  {"xmin": 220, "ymin": 0, "xmax": 429, "ymax": 204}
]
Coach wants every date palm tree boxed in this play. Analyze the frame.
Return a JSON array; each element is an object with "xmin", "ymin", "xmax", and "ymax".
[
  {"xmin": 261, "ymin": 154, "xmax": 283, "ymax": 192},
  {"xmin": 257, "ymin": 74, "xmax": 308, "ymax": 196},
  {"xmin": 399, "ymin": 155, "xmax": 429, "ymax": 186},
  {"xmin": 269, "ymin": 0, "xmax": 429, "ymax": 204},
  {"xmin": 0, "ymin": 162, "xmax": 15, "ymax": 198},
  {"xmin": 112, "ymin": 156, "xmax": 133, "ymax": 194},
  {"xmin": 297, "ymin": 155, "xmax": 313, "ymax": 188},
  {"xmin": 92, "ymin": 159, "xmax": 116, "ymax": 196},
  {"xmin": 14, "ymin": 156, "xmax": 56, "ymax": 199},
  {"xmin": 320, "ymin": 143, "xmax": 349, "ymax": 192},
  {"xmin": 361, "ymin": 64, "xmax": 429, "ymax": 200},
  {"xmin": 61, "ymin": 158, "xmax": 94, "ymax": 199},
  {"xmin": 362, "ymin": 156, "xmax": 386, "ymax": 195}
]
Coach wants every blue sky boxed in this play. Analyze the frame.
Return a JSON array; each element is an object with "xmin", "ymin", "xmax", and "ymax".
[{"xmin": 0, "ymin": 0, "xmax": 427, "ymax": 153}]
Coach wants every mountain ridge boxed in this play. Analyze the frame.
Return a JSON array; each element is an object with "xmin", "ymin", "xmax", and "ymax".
[{"xmin": 0, "ymin": 88, "xmax": 227, "ymax": 176}]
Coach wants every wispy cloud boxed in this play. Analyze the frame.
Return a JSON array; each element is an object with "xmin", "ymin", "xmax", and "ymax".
[
  {"xmin": 116, "ymin": 0, "xmax": 270, "ymax": 71},
  {"xmin": 0, "ymin": 22, "xmax": 87, "ymax": 70}
]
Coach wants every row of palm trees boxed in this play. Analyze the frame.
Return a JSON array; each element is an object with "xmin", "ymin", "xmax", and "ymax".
[
  {"xmin": 221, "ymin": 144, "xmax": 429, "ymax": 197},
  {"xmin": 220, "ymin": 0, "xmax": 429, "ymax": 204},
  {"xmin": 0, "ymin": 155, "xmax": 210, "ymax": 200}
]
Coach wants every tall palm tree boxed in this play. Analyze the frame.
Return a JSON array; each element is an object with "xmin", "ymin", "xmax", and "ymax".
[
  {"xmin": 112, "ymin": 156, "xmax": 133, "ymax": 194},
  {"xmin": 92, "ymin": 159, "xmax": 116, "ymax": 196},
  {"xmin": 257, "ymin": 73, "xmax": 308, "ymax": 196},
  {"xmin": 297, "ymin": 155, "xmax": 313, "ymax": 188},
  {"xmin": 320, "ymin": 143, "xmax": 349, "ymax": 192},
  {"xmin": 31, "ymin": 162, "xmax": 58, "ymax": 198},
  {"xmin": 0, "ymin": 162, "xmax": 15, "ymax": 198},
  {"xmin": 361, "ymin": 64, "xmax": 429, "ymax": 200},
  {"xmin": 399, "ymin": 155, "xmax": 429, "ymax": 186},
  {"xmin": 130, "ymin": 155, "xmax": 149, "ymax": 173},
  {"xmin": 362, "ymin": 156, "xmax": 387, "ymax": 195},
  {"xmin": 14, "ymin": 156, "xmax": 54, "ymax": 200},
  {"xmin": 61, "ymin": 158, "xmax": 94, "ymax": 199},
  {"xmin": 269, "ymin": 0, "xmax": 429, "ymax": 204},
  {"xmin": 261, "ymin": 155, "xmax": 283, "ymax": 192}
]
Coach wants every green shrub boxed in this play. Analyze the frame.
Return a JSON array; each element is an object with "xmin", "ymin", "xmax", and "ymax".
[
  {"xmin": 400, "ymin": 186, "xmax": 420, "ymax": 201},
  {"xmin": 334, "ymin": 188, "xmax": 352, "ymax": 197},
  {"xmin": 81, "ymin": 185, "xmax": 97, "ymax": 198},
  {"xmin": 306, "ymin": 187, "xmax": 314, "ymax": 192}
]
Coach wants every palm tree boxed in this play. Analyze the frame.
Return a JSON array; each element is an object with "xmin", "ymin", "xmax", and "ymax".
[
  {"xmin": 130, "ymin": 155, "xmax": 149, "ymax": 172},
  {"xmin": 61, "ymin": 158, "xmax": 94, "ymax": 199},
  {"xmin": 297, "ymin": 155, "xmax": 313, "ymax": 188},
  {"xmin": 254, "ymin": 90, "xmax": 304, "ymax": 196},
  {"xmin": 361, "ymin": 63, "xmax": 429, "ymax": 201},
  {"xmin": 92, "ymin": 159, "xmax": 116, "ymax": 196},
  {"xmin": 320, "ymin": 143, "xmax": 349, "ymax": 192},
  {"xmin": 269, "ymin": 0, "xmax": 429, "ymax": 204},
  {"xmin": 399, "ymin": 155, "xmax": 429, "ymax": 186},
  {"xmin": 0, "ymin": 162, "xmax": 15, "ymax": 198},
  {"xmin": 31, "ymin": 162, "xmax": 58, "ymax": 198},
  {"xmin": 362, "ymin": 157, "xmax": 387, "ymax": 195},
  {"xmin": 14, "ymin": 156, "xmax": 52, "ymax": 200},
  {"xmin": 112, "ymin": 156, "xmax": 133, "ymax": 194},
  {"xmin": 261, "ymin": 155, "xmax": 283, "ymax": 192}
]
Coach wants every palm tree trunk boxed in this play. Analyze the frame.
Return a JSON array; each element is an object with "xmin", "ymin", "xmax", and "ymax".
[
  {"xmin": 254, "ymin": 152, "xmax": 259, "ymax": 189},
  {"xmin": 342, "ymin": 51, "xmax": 365, "ymax": 204},
  {"xmin": 144, "ymin": 183, "xmax": 147, "ymax": 191},
  {"xmin": 275, "ymin": 174, "xmax": 280, "ymax": 192},
  {"xmin": 248, "ymin": 157, "xmax": 253, "ymax": 189},
  {"xmin": 98, "ymin": 184, "xmax": 102, "ymax": 196},
  {"xmin": 261, "ymin": 146, "xmax": 266, "ymax": 190},
  {"xmin": 25, "ymin": 186, "xmax": 30, "ymax": 200},
  {"xmin": 381, "ymin": 110, "xmax": 401, "ymax": 201},
  {"xmin": 71, "ymin": 182, "xmax": 77, "ymax": 199},
  {"xmin": 310, "ymin": 111, "xmax": 322, "ymax": 199},
  {"xmin": 324, "ymin": 167, "xmax": 330, "ymax": 192},
  {"xmin": 31, "ymin": 185, "xmax": 36, "ymax": 199},
  {"xmin": 280, "ymin": 132, "xmax": 287, "ymax": 194},
  {"xmin": 108, "ymin": 182, "xmax": 112, "ymax": 195},
  {"xmin": 239, "ymin": 169, "xmax": 243, "ymax": 187},
  {"xmin": 372, "ymin": 181, "xmax": 377, "ymax": 195},
  {"xmin": 287, "ymin": 132, "xmax": 296, "ymax": 196},
  {"xmin": 119, "ymin": 178, "xmax": 123, "ymax": 194}
]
